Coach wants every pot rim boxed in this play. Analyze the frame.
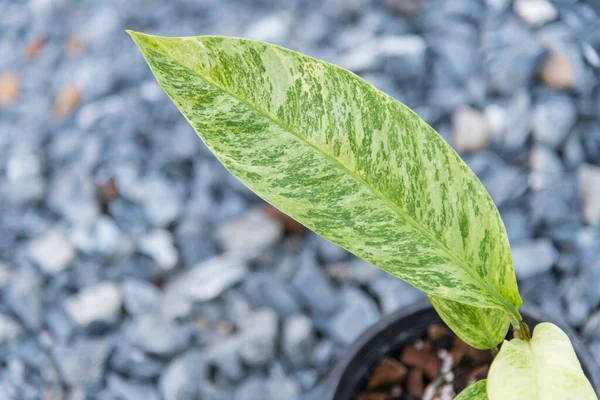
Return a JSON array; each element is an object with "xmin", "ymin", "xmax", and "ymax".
[{"xmin": 324, "ymin": 299, "xmax": 600, "ymax": 398}]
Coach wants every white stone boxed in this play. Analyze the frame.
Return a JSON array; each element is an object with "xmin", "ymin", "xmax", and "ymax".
[
  {"xmin": 65, "ymin": 282, "xmax": 122, "ymax": 327},
  {"xmin": 29, "ymin": 231, "xmax": 76, "ymax": 274},
  {"xmin": 453, "ymin": 107, "xmax": 489, "ymax": 152},
  {"xmin": 134, "ymin": 178, "xmax": 181, "ymax": 227},
  {"xmin": 139, "ymin": 229, "xmax": 178, "ymax": 271},
  {"xmin": 514, "ymin": 0, "xmax": 557, "ymax": 27},
  {"xmin": 245, "ymin": 14, "xmax": 290, "ymax": 44},
  {"xmin": 578, "ymin": 164, "xmax": 600, "ymax": 225},
  {"xmin": 339, "ymin": 35, "xmax": 425, "ymax": 72},
  {"xmin": 513, "ymin": 239, "xmax": 559, "ymax": 279},
  {"xmin": 182, "ymin": 256, "xmax": 248, "ymax": 302},
  {"xmin": 484, "ymin": 103, "xmax": 507, "ymax": 141},
  {"xmin": 216, "ymin": 209, "xmax": 283, "ymax": 259}
]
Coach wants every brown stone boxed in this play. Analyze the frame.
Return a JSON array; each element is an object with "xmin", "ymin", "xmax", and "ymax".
[
  {"xmin": 66, "ymin": 35, "xmax": 86, "ymax": 55},
  {"xmin": 400, "ymin": 344, "xmax": 422, "ymax": 367},
  {"xmin": 384, "ymin": 0, "xmax": 423, "ymax": 16},
  {"xmin": 366, "ymin": 357, "xmax": 408, "ymax": 389},
  {"xmin": 407, "ymin": 368, "xmax": 425, "ymax": 398},
  {"xmin": 265, "ymin": 205, "xmax": 306, "ymax": 235},
  {"xmin": 450, "ymin": 336, "xmax": 471, "ymax": 365},
  {"xmin": 0, "ymin": 72, "xmax": 20, "ymax": 107},
  {"xmin": 428, "ymin": 324, "xmax": 451, "ymax": 342},
  {"xmin": 26, "ymin": 37, "xmax": 46, "ymax": 61},
  {"xmin": 470, "ymin": 365, "xmax": 489, "ymax": 380},
  {"xmin": 467, "ymin": 347, "xmax": 493, "ymax": 364},
  {"xmin": 54, "ymin": 85, "xmax": 82, "ymax": 117},
  {"xmin": 540, "ymin": 46, "xmax": 574, "ymax": 90},
  {"xmin": 357, "ymin": 393, "xmax": 388, "ymax": 400},
  {"xmin": 97, "ymin": 179, "xmax": 119, "ymax": 206},
  {"xmin": 400, "ymin": 342, "xmax": 442, "ymax": 380}
]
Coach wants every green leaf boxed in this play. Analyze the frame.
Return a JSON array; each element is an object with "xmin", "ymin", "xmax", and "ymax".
[
  {"xmin": 488, "ymin": 323, "xmax": 597, "ymax": 400},
  {"xmin": 128, "ymin": 32, "xmax": 523, "ymax": 341},
  {"xmin": 429, "ymin": 295, "xmax": 509, "ymax": 349},
  {"xmin": 455, "ymin": 380, "xmax": 488, "ymax": 400}
]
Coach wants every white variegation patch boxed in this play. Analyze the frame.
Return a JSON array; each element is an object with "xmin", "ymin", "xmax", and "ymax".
[{"xmin": 488, "ymin": 323, "xmax": 597, "ymax": 400}]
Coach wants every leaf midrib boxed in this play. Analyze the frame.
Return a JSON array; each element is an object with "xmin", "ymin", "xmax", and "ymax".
[
  {"xmin": 149, "ymin": 35, "xmax": 518, "ymax": 317},
  {"xmin": 527, "ymin": 340, "xmax": 542, "ymax": 399}
]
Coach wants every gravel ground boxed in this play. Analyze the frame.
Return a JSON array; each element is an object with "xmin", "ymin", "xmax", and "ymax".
[{"xmin": 1, "ymin": 0, "xmax": 600, "ymax": 399}]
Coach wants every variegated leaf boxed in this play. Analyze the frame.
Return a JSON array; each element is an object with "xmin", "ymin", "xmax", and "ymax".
[
  {"xmin": 429, "ymin": 295, "xmax": 509, "ymax": 349},
  {"xmin": 128, "ymin": 32, "xmax": 523, "ymax": 342},
  {"xmin": 488, "ymin": 323, "xmax": 597, "ymax": 399},
  {"xmin": 455, "ymin": 380, "xmax": 488, "ymax": 400}
]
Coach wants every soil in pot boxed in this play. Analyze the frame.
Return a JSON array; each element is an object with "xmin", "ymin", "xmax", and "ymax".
[{"xmin": 356, "ymin": 323, "xmax": 495, "ymax": 400}]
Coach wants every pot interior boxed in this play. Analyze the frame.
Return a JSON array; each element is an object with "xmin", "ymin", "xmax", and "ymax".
[{"xmin": 326, "ymin": 302, "xmax": 600, "ymax": 400}]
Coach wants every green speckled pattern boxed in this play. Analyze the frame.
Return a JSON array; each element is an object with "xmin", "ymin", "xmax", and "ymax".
[
  {"xmin": 129, "ymin": 32, "xmax": 522, "ymax": 337},
  {"xmin": 455, "ymin": 379, "xmax": 488, "ymax": 400},
  {"xmin": 488, "ymin": 323, "xmax": 597, "ymax": 399},
  {"xmin": 429, "ymin": 295, "xmax": 509, "ymax": 349}
]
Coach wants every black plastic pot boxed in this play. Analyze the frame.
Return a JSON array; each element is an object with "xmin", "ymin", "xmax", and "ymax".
[{"xmin": 325, "ymin": 300, "xmax": 600, "ymax": 399}]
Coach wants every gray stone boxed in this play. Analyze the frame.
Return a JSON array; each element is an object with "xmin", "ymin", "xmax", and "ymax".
[
  {"xmin": 125, "ymin": 314, "xmax": 191, "ymax": 357},
  {"xmin": 53, "ymin": 338, "xmax": 111, "ymax": 387},
  {"xmin": 339, "ymin": 35, "xmax": 425, "ymax": 77},
  {"xmin": 582, "ymin": 310, "xmax": 600, "ymax": 340},
  {"xmin": 204, "ymin": 337, "xmax": 244, "ymax": 381},
  {"xmin": 2, "ymin": 152, "xmax": 45, "ymax": 204},
  {"xmin": 243, "ymin": 273, "xmax": 300, "ymax": 318},
  {"xmin": 315, "ymin": 235, "xmax": 348, "ymax": 262},
  {"xmin": 0, "ymin": 313, "xmax": 23, "ymax": 345},
  {"xmin": 326, "ymin": 258, "xmax": 380, "ymax": 285},
  {"xmin": 48, "ymin": 170, "xmax": 100, "ymax": 227},
  {"xmin": 452, "ymin": 107, "xmax": 489, "ymax": 153},
  {"xmin": 71, "ymin": 216, "xmax": 125, "ymax": 256},
  {"xmin": 29, "ymin": 230, "xmax": 75, "ymax": 274},
  {"xmin": 590, "ymin": 340, "xmax": 600, "ymax": 366},
  {"xmin": 137, "ymin": 178, "xmax": 182, "ymax": 227},
  {"xmin": 292, "ymin": 251, "xmax": 342, "ymax": 317},
  {"xmin": 245, "ymin": 14, "xmax": 291, "ymax": 45},
  {"xmin": 483, "ymin": 19, "xmax": 548, "ymax": 95},
  {"xmin": 239, "ymin": 308, "xmax": 278, "ymax": 367},
  {"xmin": 5, "ymin": 270, "xmax": 43, "ymax": 330},
  {"xmin": 369, "ymin": 274, "xmax": 425, "ymax": 314},
  {"xmin": 503, "ymin": 90, "xmax": 532, "ymax": 150},
  {"xmin": 563, "ymin": 276, "xmax": 593, "ymax": 327},
  {"xmin": 582, "ymin": 124, "xmax": 600, "ymax": 163},
  {"xmin": 529, "ymin": 145, "xmax": 564, "ymax": 190},
  {"xmin": 483, "ymin": 165, "xmax": 528, "ymax": 207},
  {"xmin": 235, "ymin": 376, "xmax": 300, "ymax": 400},
  {"xmin": 563, "ymin": 132, "xmax": 585, "ymax": 168},
  {"xmin": 283, "ymin": 314, "xmax": 315, "ymax": 366},
  {"xmin": 65, "ymin": 282, "xmax": 122, "ymax": 328},
  {"xmin": 215, "ymin": 209, "xmax": 282, "ymax": 259},
  {"xmin": 160, "ymin": 350, "xmax": 230, "ymax": 400},
  {"xmin": 532, "ymin": 93, "xmax": 577, "ymax": 148},
  {"xmin": 107, "ymin": 374, "xmax": 160, "ymax": 400},
  {"xmin": 122, "ymin": 279, "xmax": 161, "ymax": 315},
  {"xmin": 175, "ymin": 255, "xmax": 248, "ymax": 303},
  {"xmin": 109, "ymin": 342, "xmax": 165, "ymax": 381},
  {"xmin": 328, "ymin": 287, "xmax": 380, "ymax": 345},
  {"xmin": 513, "ymin": 239, "xmax": 559, "ymax": 279},
  {"xmin": 529, "ymin": 179, "xmax": 578, "ymax": 227},
  {"xmin": 514, "ymin": 0, "xmax": 557, "ymax": 27},
  {"xmin": 138, "ymin": 229, "xmax": 178, "ymax": 271},
  {"xmin": 0, "ymin": 263, "xmax": 11, "ymax": 290},
  {"xmin": 578, "ymin": 164, "xmax": 600, "ymax": 225},
  {"xmin": 501, "ymin": 209, "xmax": 532, "ymax": 244}
]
